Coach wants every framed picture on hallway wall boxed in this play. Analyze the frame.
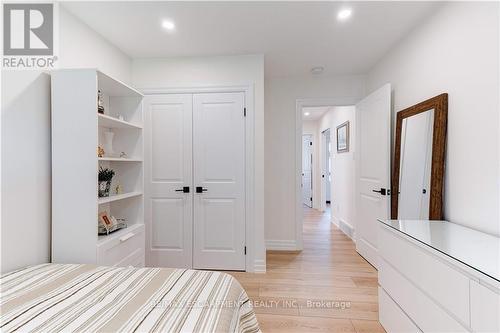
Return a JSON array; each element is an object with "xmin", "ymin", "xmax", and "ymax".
[{"xmin": 336, "ymin": 121, "xmax": 350, "ymax": 153}]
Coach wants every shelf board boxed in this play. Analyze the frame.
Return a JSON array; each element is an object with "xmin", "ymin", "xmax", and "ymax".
[
  {"xmin": 98, "ymin": 114, "xmax": 143, "ymax": 129},
  {"xmin": 98, "ymin": 157, "xmax": 143, "ymax": 162},
  {"xmin": 97, "ymin": 70, "xmax": 143, "ymax": 97},
  {"xmin": 98, "ymin": 191, "xmax": 142, "ymax": 204}
]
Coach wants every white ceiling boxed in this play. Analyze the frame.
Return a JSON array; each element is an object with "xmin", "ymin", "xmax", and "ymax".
[
  {"xmin": 62, "ymin": 1, "xmax": 439, "ymax": 78},
  {"xmin": 302, "ymin": 106, "xmax": 330, "ymax": 121}
]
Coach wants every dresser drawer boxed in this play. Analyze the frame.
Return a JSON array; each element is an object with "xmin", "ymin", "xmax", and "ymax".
[
  {"xmin": 470, "ymin": 280, "xmax": 500, "ymax": 332},
  {"xmin": 379, "ymin": 225, "xmax": 470, "ymax": 325},
  {"xmin": 379, "ymin": 287, "xmax": 422, "ymax": 333},
  {"xmin": 379, "ymin": 258, "xmax": 468, "ymax": 333},
  {"xmin": 97, "ymin": 224, "xmax": 145, "ymax": 267}
]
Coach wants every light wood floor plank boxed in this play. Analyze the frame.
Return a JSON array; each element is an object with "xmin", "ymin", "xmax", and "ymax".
[{"xmin": 256, "ymin": 314, "xmax": 356, "ymax": 333}]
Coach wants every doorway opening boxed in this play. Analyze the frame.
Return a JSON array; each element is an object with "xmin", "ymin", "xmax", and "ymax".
[{"xmin": 296, "ymin": 99, "xmax": 359, "ymax": 251}]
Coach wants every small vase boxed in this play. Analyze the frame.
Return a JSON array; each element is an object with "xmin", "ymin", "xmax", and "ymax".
[
  {"xmin": 98, "ymin": 180, "xmax": 112, "ymax": 197},
  {"xmin": 103, "ymin": 131, "xmax": 114, "ymax": 157}
]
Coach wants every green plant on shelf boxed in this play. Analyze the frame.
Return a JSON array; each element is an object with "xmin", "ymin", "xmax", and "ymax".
[
  {"xmin": 98, "ymin": 167, "xmax": 115, "ymax": 197},
  {"xmin": 98, "ymin": 167, "xmax": 115, "ymax": 182}
]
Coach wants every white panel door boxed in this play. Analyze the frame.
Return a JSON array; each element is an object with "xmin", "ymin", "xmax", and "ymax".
[
  {"xmin": 144, "ymin": 94, "xmax": 193, "ymax": 268},
  {"xmin": 192, "ymin": 92, "xmax": 246, "ymax": 270},
  {"xmin": 302, "ymin": 135, "xmax": 313, "ymax": 207},
  {"xmin": 355, "ymin": 84, "xmax": 391, "ymax": 268}
]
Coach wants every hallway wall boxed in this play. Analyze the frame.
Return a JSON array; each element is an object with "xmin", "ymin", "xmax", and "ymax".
[{"xmin": 314, "ymin": 106, "xmax": 357, "ymax": 239}]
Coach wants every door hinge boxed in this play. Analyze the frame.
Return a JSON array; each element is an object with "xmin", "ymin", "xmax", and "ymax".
[
  {"xmin": 244, "ymin": 246, "xmax": 247, "ymax": 255},
  {"xmin": 243, "ymin": 107, "xmax": 246, "ymax": 117}
]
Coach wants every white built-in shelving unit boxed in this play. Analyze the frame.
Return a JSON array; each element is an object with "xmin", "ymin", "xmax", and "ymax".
[{"xmin": 51, "ymin": 69, "xmax": 145, "ymax": 267}]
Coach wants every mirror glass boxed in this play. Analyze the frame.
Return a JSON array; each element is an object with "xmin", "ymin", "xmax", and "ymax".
[{"xmin": 397, "ymin": 109, "xmax": 434, "ymax": 219}]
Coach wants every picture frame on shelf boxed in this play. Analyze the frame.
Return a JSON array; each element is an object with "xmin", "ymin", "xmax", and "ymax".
[{"xmin": 98, "ymin": 211, "xmax": 114, "ymax": 232}]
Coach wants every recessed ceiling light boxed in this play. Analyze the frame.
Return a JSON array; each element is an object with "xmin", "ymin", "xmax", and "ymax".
[
  {"xmin": 311, "ymin": 66, "xmax": 324, "ymax": 75},
  {"xmin": 161, "ymin": 19, "xmax": 176, "ymax": 31},
  {"xmin": 337, "ymin": 8, "xmax": 352, "ymax": 21},
  {"xmin": 304, "ymin": 112, "xmax": 310, "ymax": 116}
]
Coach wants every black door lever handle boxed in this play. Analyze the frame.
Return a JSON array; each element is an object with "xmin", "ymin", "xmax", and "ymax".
[
  {"xmin": 372, "ymin": 188, "xmax": 387, "ymax": 195},
  {"xmin": 196, "ymin": 186, "xmax": 208, "ymax": 193},
  {"xmin": 175, "ymin": 186, "xmax": 190, "ymax": 193}
]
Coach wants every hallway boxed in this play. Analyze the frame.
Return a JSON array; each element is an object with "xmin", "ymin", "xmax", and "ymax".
[{"xmin": 229, "ymin": 206, "xmax": 384, "ymax": 332}]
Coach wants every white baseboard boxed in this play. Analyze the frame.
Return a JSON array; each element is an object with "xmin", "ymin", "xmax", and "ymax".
[
  {"xmin": 265, "ymin": 239, "xmax": 299, "ymax": 251},
  {"xmin": 253, "ymin": 259, "xmax": 266, "ymax": 273},
  {"xmin": 331, "ymin": 215, "xmax": 340, "ymax": 227},
  {"xmin": 356, "ymin": 238, "xmax": 378, "ymax": 269},
  {"xmin": 332, "ymin": 215, "xmax": 355, "ymax": 241},
  {"xmin": 339, "ymin": 219, "xmax": 355, "ymax": 240}
]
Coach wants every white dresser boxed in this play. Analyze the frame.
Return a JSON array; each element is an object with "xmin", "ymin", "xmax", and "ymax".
[{"xmin": 378, "ymin": 219, "xmax": 500, "ymax": 333}]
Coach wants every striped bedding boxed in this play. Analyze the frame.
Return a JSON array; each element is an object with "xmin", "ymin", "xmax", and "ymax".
[{"xmin": 0, "ymin": 264, "xmax": 260, "ymax": 333}]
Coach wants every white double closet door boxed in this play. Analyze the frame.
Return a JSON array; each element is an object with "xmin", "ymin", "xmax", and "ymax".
[{"xmin": 145, "ymin": 92, "xmax": 246, "ymax": 271}]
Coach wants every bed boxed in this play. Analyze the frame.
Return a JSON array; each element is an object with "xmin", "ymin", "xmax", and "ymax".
[{"xmin": 0, "ymin": 264, "xmax": 260, "ymax": 333}]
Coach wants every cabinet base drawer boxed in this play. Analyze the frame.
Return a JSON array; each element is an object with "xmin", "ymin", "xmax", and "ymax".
[
  {"xmin": 379, "ymin": 258, "xmax": 468, "ymax": 333},
  {"xmin": 471, "ymin": 280, "xmax": 500, "ymax": 332},
  {"xmin": 97, "ymin": 224, "xmax": 145, "ymax": 266},
  {"xmin": 379, "ymin": 287, "xmax": 422, "ymax": 333}
]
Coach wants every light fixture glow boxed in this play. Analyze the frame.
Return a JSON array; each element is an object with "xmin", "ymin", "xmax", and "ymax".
[
  {"xmin": 162, "ymin": 20, "xmax": 176, "ymax": 31},
  {"xmin": 337, "ymin": 8, "xmax": 352, "ymax": 21},
  {"xmin": 304, "ymin": 112, "xmax": 310, "ymax": 116}
]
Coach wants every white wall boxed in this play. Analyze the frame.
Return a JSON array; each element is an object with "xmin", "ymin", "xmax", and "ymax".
[
  {"xmin": 132, "ymin": 54, "xmax": 266, "ymax": 271},
  {"xmin": 58, "ymin": 6, "xmax": 132, "ymax": 83},
  {"xmin": 367, "ymin": 2, "xmax": 500, "ymax": 236},
  {"xmin": 314, "ymin": 106, "xmax": 356, "ymax": 239},
  {"xmin": 1, "ymin": 8, "xmax": 133, "ymax": 273},
  {"xmin": 302, "ymin": 120, "xmax": 318, "ymax": 136},
  {"xmin": 265, "ymin": 75, "xmax": 365, "ymax": 246}
]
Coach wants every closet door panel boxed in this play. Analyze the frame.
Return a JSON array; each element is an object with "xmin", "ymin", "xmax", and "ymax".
[
  {"xmin": 145, "ymin": 94, "xmax": 193, "ymax": 268},
  {"xmin": 193, "ymin": 92, "xmax": 246, "ymax": 271}
]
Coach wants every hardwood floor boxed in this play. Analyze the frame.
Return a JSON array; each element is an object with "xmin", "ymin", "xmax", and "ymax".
[{"xmin": 228, "ymin": 206, "xmax": 385, "ymax": 333}]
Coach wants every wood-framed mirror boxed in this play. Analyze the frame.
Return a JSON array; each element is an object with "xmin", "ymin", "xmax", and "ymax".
[{"xmin": 391, "ymin": 93, "xmax": 448, "ymax": 220}]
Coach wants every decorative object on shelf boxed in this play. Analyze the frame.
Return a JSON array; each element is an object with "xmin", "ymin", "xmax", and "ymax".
[
  {"xmin": 336, "ymin": 120, "xmax": 350, "ymax": 153},
  {"xmin": 98, "ymin": 220, "xmax": 127, "ymax": 235},
  {"xmin": 98, "ymin": 211, "xmax": 113, "ymax": 232},
  {"xmin": 98, "ymin": 212, "xmax": 127, "ymax": 235},
  {"xmin": 102, "ymin": 130, "xmax": 115, "ymax": 157},
  {"xmin": 115, "ymin": 183, "xmax": 123, "ymax": 195},
  {"xmin": 110, "ymin": 216, "xmax": 119, "ymax": 225},
  {"xmin": 98, "ymin": 167, "xmax": 115, "ymax": 197},
  {"xmin": 97, "ymin": 90, "xmax": 105, "ymax": 114},
  {"xmin": 119, "ymin": 151, "xmax": 127, "ymax": 158},
  {"xmin": 117, "ymin": 114, "xmax": 125, "ymax": 121},
  {"xmin": 97, "ymin": 146, "xmax": 105, "ymax": 158}
]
